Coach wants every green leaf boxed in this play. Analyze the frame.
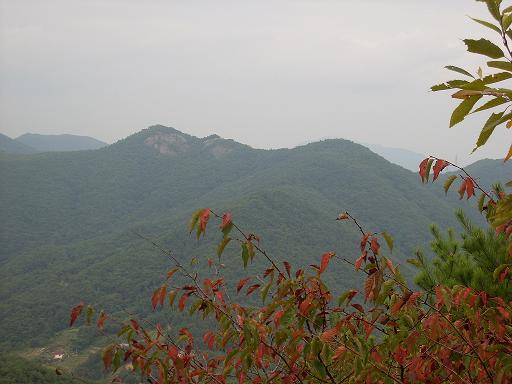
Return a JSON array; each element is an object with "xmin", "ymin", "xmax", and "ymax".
[
  {"xmin": 241, "ymin": 241, "xmax": 255, "ymax": 268},
  {"xmin": 407, "ymin": 258, "xmax": 422, "ymax": 267},
  {"xmin": 425, "ymin": 158, "xmax": 434, "ymax": 182},
  {"xmin": 485, "ymin": 0, "xmax": 502, "ymax": 21},
  {"xmin": 112, "ymin": 349, "xmax": 122, "ymax": 372},
  {"xmin": 168, "ymin": 290, "xmax": 177, "ymax": 306},
  {"xmin": 482, "ymin": 71, "xmax": 512, "ymax": 84},
  {"xmin": 460, "ymin": 79, "xmax": 486, "ymax": 91},
  {"xmin": 445, "ymin": 65, "xmax": 475, "ymax": 78},
  {"xmin": 447, "ymin": 80, "xmax": 470, "ymax": 88},
  {"xmin": 217, "ymin": 237, "xmax": 231, "ymax": 258},
  {"xmin": 504, "ymin": 13, "xmax": 512, "ymax": 30},
  {"xmin": 431, "ymin": 83, "xmax": 451, "ymax": 91},
  {"xmin": 463, "ymin": 38, "xmax": 504, "ymax": 59},
  {"xmin": 488, "ymin": 60, "xmax": 512, "ymax": 72},
  {"xmin": 382, "ymin": 231, "xmax": 394, "ymax": 253},
  {"xmin": 473, "ymin": 111, "xmax": 511, "ymax": 151},
  {"xmin": 443, "ymin": 175, "xmax": 458, "ymax": 194},
  {"xmin": 473, "ymin": 96, "xmax": 508, "ymax": 113},
  {"xmin": 470, "ymin": 17, "xmax": 502, "ymax": 33},
  {"xmin": 188, "ymin": 299, "xmax": 202, "ymax": 315},
  {"xmin": 188, "ymin": 209, "xmax": 202, "ymax": 233},
  {"xmin": 86, "ymin": 305, "xmax": 94, "ymax": 325},
  {"xmin": 260, "ymin": 282, "xmax": 271, "ymax": 303},
  {"xmin": 450, "ymin": 95, "xmax": 482, "ymax": 127},
  {"xmin": 241, "ymin": 243, "xmax": 249, "ymax": 268},
  {"xmin": 477, "ymin": 192, "xmax": 487, "ymax": 212}
]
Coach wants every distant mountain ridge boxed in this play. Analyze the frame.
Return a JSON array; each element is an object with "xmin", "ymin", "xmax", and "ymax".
[
  {"xmin": 363, "ymin": 142, "xmax": 426, "ymax": 172},
  {"xmin": 16, "ymin": 133, "xmax": 107, "ymax": 152},
  {"xmin": 0, "ymin": 133, "xmax": 37, "ymax": 154}
]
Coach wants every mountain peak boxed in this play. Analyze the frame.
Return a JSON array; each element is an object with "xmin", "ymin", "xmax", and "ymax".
[{"xmin": 122, "ymin": 125, "xmax": 246, "ymax": 159}]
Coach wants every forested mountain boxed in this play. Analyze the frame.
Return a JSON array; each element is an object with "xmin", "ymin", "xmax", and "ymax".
[
  {"xmin": 1, "ymin": 125, "xmax": 508, "ymax": 379},
  {"xmin": 15, "ymin": 133, "xmax": 107, "ymax": 152},
  {"xmin": 0, "ymin": 133, "xmax": 36, "ymax": 154}
]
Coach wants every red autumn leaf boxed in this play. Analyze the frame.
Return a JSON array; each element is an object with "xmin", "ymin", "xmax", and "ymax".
[
  {"xmin": 69, "ymin": 303, "xmax": 84, "ymax": 327},
  {"xmin": 237, "ymin": 277, "xmax": 251, "ymax": 293},
  {"xmin": 385, "ymin": 258, "xmax": 396, "ymax": 274},
  {"xmin": 283, "ymin": 261, "xmax": 291, "ymax": 277},
  {"xmin": 432, "ymin": 159, "xmax": 449, "ymax": 181},
  {"xmin": 419, "ymin": 158, "xmax": 429, "ymax": 183},
  {"xmin": 103, "ymin": 346, "xmax": 113, "ymax": 370},
  {"xmin": 370, "ymin": 238, "xmax": 380, "ymax": 255},
  {"xmin": 393, "ymin": 346, "xmax": 407, "ymax": 366},
  {"xmin": 371, "ymin": 350, "xmax": 382, "ymax": 363},
  {"xmin": 151, "ymin": 288, "xmax": 160, "ymax": 310},
  {"xmin": 130, "ymin": 319, "xmax": 140, "ymax": 331},
  {"xmin": 391, "ymin": 299, "xmax": 405, "ymax": 315},
  {"xmin": 319, "ymin": 327, "xmax": 339, "ymax": 342},
  {"xmin": 351, "ymin": 303, "xmax": 364, "ymax": 313},
  {"xmin": 274, "ymin": 310, "xmax": 284, "ymax": 328},
  {"xmin": 360, "ymin": 233, "xmax": 370, "ymax": 251},
  {"xmin": 151, "ymin": 285, "xmax": 167, "ymax": 310},
  {"xmin": 299, "ymin": 296, "xmax": 313, "ymax": 315},
  {"xmin": 203, "ymin": 331, "xmax": 215, "ymax": 350},
  {"xmin": 498, "ymin": 306, "xmax": 510, "ymax": 319},
  {"xmin": 178, "ymin": 293, "xmax": 189, "ymax": 312},
  {"xmin": 479, "ymin": 291, "xmax": 488, "ymax": 306},
  {"xmin": 96, "ymin": 311, "xmax": 108, "ymax": 329},
  {"xmin": 199, "ymin": 208, "xmax": 211, "ymax": 233},
  {"xmin": 346, "ymin": 289, "xmax": 358, "ymax": 302},
  {"xmin": 215, "ymin": 290, "xmax": 225, "ymax": 305},
  {"xmin": 220, "ymin": 212, "xmax": 232, "ymax": 230},
  {"xmin": 238, "ymin": 371, "xmax": 246, "ymax": 384},
  {"xmin": 179, "ymin": 327, "xmax": 194, "ymax": 343},
  {"xmin": 355, "ymin": 251, "xmax": 367, "ymax": 271},
  {"xmin": 435, "ymin": 286, "xmax": 445, "ymax": 309},
  {"xmin": 333, "ymin": 345, "xmax": 347, "ymax": 360},
  {"xmin": 364, "ymin": 272, "xmax": 377, "ymax": 302},
  {"xmin": 166, "ymin": 268, "xmax": 179, "ymax": 279},
  {"xmin": 465, "ymin": 178, "xmax": 475, "ymax": 199},
  {"xmin": 158, "ymin": 286, "xmax": 167, "ymax": 306},
  {"xmin": 319, "ymin": 251, "xmax": 335, "ymax": 273},
  {"xmin": 458, "ymin": 178, "xmax": 468, "ymax": 199},
  {"xmin": 499, "ymin": 267, "xmax": 510, "ymax": 283},
  {"xmin": 246, "ymin": 284, "xmax": 260, "ymax": 295},
  {"xmin": 363, "ymin": 321, "xmax": 373, "ymax": 338},
  {"xmin": 407, "ymin": 292, "xmax": 422, "ymax": 307}
]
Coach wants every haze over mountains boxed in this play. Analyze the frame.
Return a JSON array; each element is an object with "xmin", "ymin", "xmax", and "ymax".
[
  {"xmin": 0, "ymin": 125, "xmax": 509, "ymax": 379},
  {"xmin": 0, "ymin": 129, "xmax": 456, "ymax": 172},
  {"xmin": 0, "ymin": 133, "xmax": 107, "ymax": 153}
]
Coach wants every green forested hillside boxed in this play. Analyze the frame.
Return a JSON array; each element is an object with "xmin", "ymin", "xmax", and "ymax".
[
  {"xmin": 0, "ymin": 126, "xmax": 508, "ymax": 379},
  {"xmin": 0, "ymin": 353, "xmax": 95, "ymax": 384}
]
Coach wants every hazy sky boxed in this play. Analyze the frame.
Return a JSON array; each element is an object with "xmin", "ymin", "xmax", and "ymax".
[{"xmin": 0, "ymin": 0, "xmax": 510, "ymax": 164}]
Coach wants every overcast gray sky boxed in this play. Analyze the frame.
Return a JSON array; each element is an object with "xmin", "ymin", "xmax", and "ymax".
[{"xmin": 0, "ymin": 0, "xmax": 510, "ymax": 164}]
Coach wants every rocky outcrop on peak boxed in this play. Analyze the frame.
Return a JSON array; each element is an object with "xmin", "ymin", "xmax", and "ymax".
[{"xmin": 144, "ymin": 132, "xmax": 190, "ymax": 156}]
